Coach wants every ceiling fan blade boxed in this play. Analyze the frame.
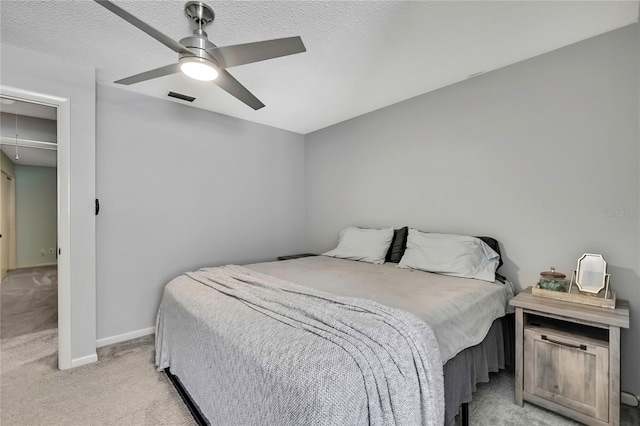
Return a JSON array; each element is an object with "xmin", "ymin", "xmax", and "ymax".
[
  {"xmin": 93, "ymin": 0, "xmax": 192, "ymax": 55},
  {"xmin": 214, "ymin": 70, "xmax": 265, "ymax": 110},
  {"xmin": 207, "ymin": 36, "xmax": 306, "ymax": 68},
  {"xmin": 115, "ymin": 63, "xmax": 181, "ymax": 85}
]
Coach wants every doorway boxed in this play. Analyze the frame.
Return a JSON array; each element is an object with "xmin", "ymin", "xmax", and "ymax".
[
  {"xmin": 0, "ymin": 98, "xmax": 58, "ymax": 339},
  {"xmin": 0, "ymin": 85, "xmax": 72, "ymax": 369}
]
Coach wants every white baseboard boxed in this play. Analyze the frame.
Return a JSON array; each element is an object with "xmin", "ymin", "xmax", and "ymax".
[
  {"xmin": 621, "ymin": 391, "xmax": 640, "ymax": 407},
  {"xmin": 70, "ymin": 353, "xmax": 98, "ymax": 368},
  {"xmin": 12, "ymin": 262, "xmax": 58, "ymax": 270},
  {"xmin": 96, "ymin": 326, "xmax": 156, "ymax": 348}
]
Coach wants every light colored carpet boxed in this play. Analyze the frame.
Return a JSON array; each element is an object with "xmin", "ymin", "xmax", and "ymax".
[
  {"xmin": 1, "ymin": 266, "xmax": 58, "ymax": 339},
  {"xmin": 1, "ymin": 329, "xmax": 195, "ymax": 426},
  {"xmin": 1, "ymin": 328, "xmax": 638, "ymax": 425},
  {"xmin": 463, "ymin": 371, "xmax": 640, "ymax": 426}
]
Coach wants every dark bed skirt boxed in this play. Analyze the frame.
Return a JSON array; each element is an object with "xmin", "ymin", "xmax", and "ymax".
[
  {"xmin": 443, "ymin": 313, "xmax": 515, "ymax": 426},
  {"xmin": 502, "ymin": 312, "xmax": 515, "ymax": 371}
]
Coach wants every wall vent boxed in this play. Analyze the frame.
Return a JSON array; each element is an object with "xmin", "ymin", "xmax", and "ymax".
[{"xmin": 167, "ymin": 91, "xmax": 196, "ymax": 102}]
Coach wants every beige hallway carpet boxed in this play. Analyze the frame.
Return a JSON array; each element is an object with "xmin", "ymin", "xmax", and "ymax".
[
  {"xmin": 0, "ymin": 329, "xmax": 194, "ymax": 426},
  {"xmin": 1, "ymin": 266, "xmax": 58, "ymax": 339}
]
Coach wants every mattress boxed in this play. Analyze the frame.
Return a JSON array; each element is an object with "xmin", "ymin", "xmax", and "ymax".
[{"xmin": 247, "ymin": 255, "xmax": 514, "ymax": 363}]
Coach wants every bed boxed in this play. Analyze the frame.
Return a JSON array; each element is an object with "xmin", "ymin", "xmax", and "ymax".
[{"xmin": 155, "ymin": 233, "xmax": 514, "ymax": 426}]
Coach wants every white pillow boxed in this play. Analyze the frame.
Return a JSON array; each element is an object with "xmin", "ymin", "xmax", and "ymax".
[
  {"xmin": 322, "ymin": 227, "xmax": 394, "ymax": 264},
  {"xmin": 398, "ymin": 230, "xmax": 500, "ymax": 282}
]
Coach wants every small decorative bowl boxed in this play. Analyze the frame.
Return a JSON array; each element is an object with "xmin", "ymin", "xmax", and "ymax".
[{"xmin": 538, "ymin": 267, "xmax": 568, "ymax": 292}]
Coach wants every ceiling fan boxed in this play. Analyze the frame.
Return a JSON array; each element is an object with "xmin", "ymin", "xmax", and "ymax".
[{"xmin": 93, "ymin": 0, "xmax": 307, "ymax": 110}]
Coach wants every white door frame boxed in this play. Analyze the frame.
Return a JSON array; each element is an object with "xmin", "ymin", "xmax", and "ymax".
[
  {"xmin": 8, "ymin": 175, "xmax": 16, "ymax": 270},
  {"xmin": 1, "ymin": 171, "xmax": 15, "ymax": 279},
  {"xmin": 0, "ymin": 85, "xmax": 72, "ymax": 369}
]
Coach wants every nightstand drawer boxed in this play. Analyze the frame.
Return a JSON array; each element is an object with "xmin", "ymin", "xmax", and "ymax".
[{"xmin": 524, "ymin": 326, "xmax": 609, "ymax": 422}]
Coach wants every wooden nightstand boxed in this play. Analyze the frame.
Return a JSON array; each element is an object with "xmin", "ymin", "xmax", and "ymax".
[
  {"xmin": 510, "ymin": 287, "xmax": 629, "ymax": 426},
  {"xmin": 276, "ymin": 253, "xmax": 318, "ymax": 261}
]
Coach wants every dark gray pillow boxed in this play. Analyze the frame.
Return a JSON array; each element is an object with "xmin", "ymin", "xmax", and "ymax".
[{"xmin": 385, "ymin": 227, "xmax": 408, "ymax": 263}]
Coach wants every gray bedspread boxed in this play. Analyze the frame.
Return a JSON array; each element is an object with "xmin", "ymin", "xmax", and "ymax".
[
  {"xmin": 248, "ymin": 256, "xmax": 514, "ymax": 363},
  {"xmin": 156, "ymin": 265, "xmax": 444, "ymax": 426}
]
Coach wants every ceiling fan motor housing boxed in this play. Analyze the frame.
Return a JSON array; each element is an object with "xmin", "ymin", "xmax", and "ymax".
[
  {"xmin": 181, "ymin": 2, "xmax": 219, "ymax": 68},
  {"xmin": 179, "ymin": 33, "xmax": 219, "ymax": 68}
]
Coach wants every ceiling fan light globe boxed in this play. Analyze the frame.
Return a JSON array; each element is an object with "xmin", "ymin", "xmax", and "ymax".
[{"xmin": 179, "ymin": 57, "xmax": 218, "ymax": 81}]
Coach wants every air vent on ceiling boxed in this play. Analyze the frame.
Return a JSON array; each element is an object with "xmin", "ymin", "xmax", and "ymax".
[{"xmin": 167, "ymin": 91, "xmax": 196, "ymax": 102}]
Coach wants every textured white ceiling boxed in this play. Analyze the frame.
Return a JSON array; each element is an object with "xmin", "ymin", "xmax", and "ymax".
[{"xmin": 1, "ymin": 1, "xmax": 638, "ymax": 134}]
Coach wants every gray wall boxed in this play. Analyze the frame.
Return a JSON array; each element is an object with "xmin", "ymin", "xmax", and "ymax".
[
  {"xmin": 1, "ymin": 43, "xmax": 97, "ymax": 364},
  {"xmin": 0, "ymin": 113, "xmax": 57, "ymax": 143},
  {"xmin": 305, "ymin": 24, "xmax": 639, "ymax": 395},
  {"xmin": 96, "ymin": 84, "xmax": 305, "ymax": 340},
  {"xmin": 15, "ymin": 165, "xmax": 57, "ymax": 267}
]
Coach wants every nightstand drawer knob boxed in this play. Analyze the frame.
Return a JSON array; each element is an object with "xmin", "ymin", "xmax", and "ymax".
[{"xmin": 541, "ymin": 334, "xmax": 587, "ymax": 351}]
